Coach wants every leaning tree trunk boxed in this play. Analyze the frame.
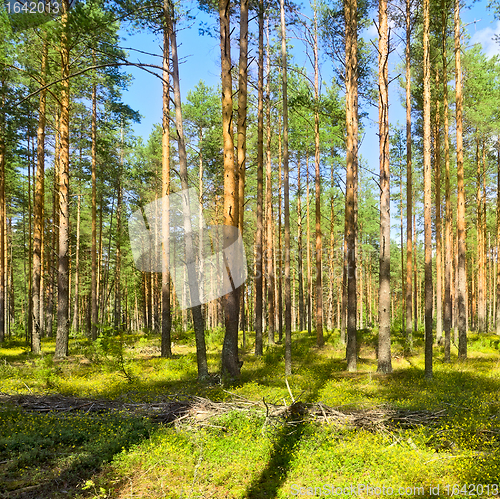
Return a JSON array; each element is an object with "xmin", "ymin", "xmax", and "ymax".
[
  {"xmin": 455, "ymin": 0, "xmax": 467, "ymax": 359},
  {"xmin": 344, "ymin": 0, "xmax": 358, "ymax": 372},
  {"xmin": 55, "ymin": 0, "xmax": 71, "ymax": 359},
  {"xmin": 219, "ymin": 0, "xmax": 241, "ymax": 378},
  {"xmin": 423, "ymin": 0, "xmax": 433, "ymax": 379},
  {"xmin": 170, "ymin": 9, "xmax": 208, "ymax": 379},
  {"xmin": 377, "ymin": 0, "xmax": 392, "ymax": 374}
]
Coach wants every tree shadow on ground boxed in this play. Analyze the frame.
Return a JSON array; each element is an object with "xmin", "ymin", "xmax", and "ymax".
[{"xmin": 244, "ymin": 418, "xmax": 306, "ymax": 499}]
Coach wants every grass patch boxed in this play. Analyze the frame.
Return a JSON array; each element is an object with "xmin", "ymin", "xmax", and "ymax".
[{"xmin": 1, "ymin": 328, "xmax": 500, "ymax": 497}]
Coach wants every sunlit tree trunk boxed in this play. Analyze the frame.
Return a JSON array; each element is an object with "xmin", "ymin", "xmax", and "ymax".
[
  {"xmin": 455, "ymin": 0, "xmax": 467, "ymax": 358},
  {"xmin": 161, "ymin": 2, "xmax": 172, "ymax": 357},
  {"xmin": 405, "ymin": 0, "xmax": 413, "ymax": 352},
  {"xmin": 55, "ymin": 0, "xmax": 71, "ymax": 358},
  {"xmin": 265, "ymin": 17, "xmax": 275, "ymax": 344},
  {"xmin": 280, "ymin": 0, "xmax": 292, "ymax": 375},
  {"xmin": 443, "ymin": 0, "xmax": 452, "ymax": 360},
  {"xmin": 345, "ymin": 0, "xmax": 358, "ymax": 371},
  {"xmin": 496, "ymin": 144, "xmax": 500, "ymax": 336},
  {"xmin": 377, "ymin": 0, "xmax": 391, "ymax": 373},
  {"xmin": 219, "ymin": 0, "xmax": 241, "ymax": 378},
  {"xmin": 0, "ymin": 78, "xmax": 5, "ymax": 343},
  {"xmin": 313, "ymin": 3, "xmax": 323, "ymax": 347},
  {"xmin": 423, "ymin": 0, "xmax": 433, "ymax": 378},
  {"xmin": 170, "ymin": 9, "xmax": 208, "ymax": 379},
  {"xmin": 32, "ymin": 39, "xmax": 47, "ymax": 353},
  {"xmin": 297, "ymin": 157, "xmax": 304, "ymax": 331},
  {"xmin": 255, "ymin": 0, "xmax": 264, "ymax": 356},
  {"xmin": 434, "ymin": 70, "xmax": 442, "ymax": 344}
]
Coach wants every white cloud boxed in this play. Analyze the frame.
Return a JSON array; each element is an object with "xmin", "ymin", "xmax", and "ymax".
[{"xmin": 469, "ymin": 20, "xmax": 500, "ymax": 59}]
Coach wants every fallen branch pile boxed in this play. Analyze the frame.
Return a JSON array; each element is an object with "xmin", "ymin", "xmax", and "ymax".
[{"xmin": 0, "ymin": 391, "xmax": 446, "ymax": 431}]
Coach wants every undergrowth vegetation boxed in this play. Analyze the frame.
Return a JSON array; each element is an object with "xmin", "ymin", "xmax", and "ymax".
[{"xmin": 1, "ymin": 328, "xmax": 500, "ymax": 498}]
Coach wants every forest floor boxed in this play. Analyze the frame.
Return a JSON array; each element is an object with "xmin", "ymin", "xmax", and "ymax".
[{"xmin": 1, "ymin": 327, "xmax": 500, "ymax": 498}]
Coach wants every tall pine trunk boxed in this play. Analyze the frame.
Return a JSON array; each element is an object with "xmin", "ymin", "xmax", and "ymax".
[
  {"xmin": 161, "ymin": 2, "xmax": 172, "ymax": 357},
  {"xmin": 55, "ymin": 0, "xmax": 71, "ymax": 358},
  {"xmin": 280, "ymin": 0, "xmax": 292, "ymax": 375},
  {"xmin": 219, "ymin": 0, "xmax": 241, "ymax": 378},
  {"xmin": 255, "ymin": 0, "xmax": 264, "ymax": 356},
  {"xmin": 423, "ymin": 0, "xmax": 433, "ymax": 378},
  {"xmin": 170, "ymin": 8, "xmax": 208, "ymax": 379},
  {"xmin": 455, "ymin": 0, "xmax": 467, "ymax": 359},
  {"xmin": 377, "ymin": 0, "xmax": 391, "ymax": 374},
  {"xmin": 344, "ymin": 0, "xmax": 358, "ymax": 372},
  {"xmin": 32, "ymin": 38, "xmax": 47, "ymax": 353}
]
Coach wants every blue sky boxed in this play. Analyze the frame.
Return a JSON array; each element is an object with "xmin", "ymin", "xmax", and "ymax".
[{"xmin": 118, "ymin": 1, "xmax": 500, "ymax": 204}]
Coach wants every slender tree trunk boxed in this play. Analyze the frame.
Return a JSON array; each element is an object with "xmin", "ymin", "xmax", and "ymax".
[
  {"xmin": 219, "ymin": 0, "xmax": 241, "ymax": 378},
  {"xmin": 91, "ymin": 55, "xmax": 98, "ymax": 340},
  {"xmin": 114, "ymin": 129, "xmax": 123, "ymax": 331},
  {"xmin": 496, "ymin": 146, "xmax": 500, "ymax": 335},
  {"xmin": 32, "ymin": 39, "xmax": 47, "ymax": 353},
  {"xmin": 0, "ymin": 78, "xmax": 5, "ymax": 343},
  {"xmin": 161, "ymin": 5, "xmax": 172, "ymax": 357},
  {"xmin": 313, "ymin": 4, "xmax": 323, "ymax": 347},
  {"xmin": 405, "ymin": 0, "xmax": 413, "ymax": 351},
  {"xmin": 435, "ymin": 71, "xmax": 443, "ymax": 344},
  {"xmin": 297, "ymin": 157, "xmax": 304, "ymax": 331},
  {"xmin": 345, "ymin": 0, "xmax": 358, "ymax": 371},
  {"xmin": 476, "ymin": 137, "xmax": 484, "ymax": 333},
  {"xmin": 377, "ymin": 0, "xmax": 391, "ymax": 374},
  {"xmin": 255, "ymin": 0, "xmax": 264, "ymax": 356},
  {"xmin": 306, "ymin": 156, "xmax": 312, "ymax": 336},
  {"xmin": 238, "ymin": 0, "xmax": 249, "ymax": 346},
  {"xmin": 443, "ymin": 1, "xmax": 452, "ymax": 360},
  {"xmin": 280, "ymin": 0, "xmax": 292, "ymax": 375},
  {"xmin": 72, "ymin": 193, "xmax": 80, "ymax": 332},
  {"xmin": 265, "ymin": 17, "xmax": 275, "ymax": 344},
  {"xmin": 455, "ymin": 0, "xmax": 467, "ymax": 358},
  {"xmin": 423, "ymin": 0, "xmax": 433, "ymax": 378},
  {"xmin": 55, "ymin": 0, "xmax": 71, "ymax": 358},
  {"xmin": 170, "ymin": 9, "xmax": 208, "ymax": 379}
]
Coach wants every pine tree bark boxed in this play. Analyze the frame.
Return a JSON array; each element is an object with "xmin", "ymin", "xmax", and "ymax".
[
  {"xmin": 0, "ymin": 78, "xmax": 5, "ymax": 343},
  {"xmin": 313, "ymin": 4, "xmax": 324, "ymax": 347},
  {"xmin": 455, "ymin": 0, "xmax": 467, "ymax": 358},
  {"xmin": 219, "ymin": 0, "xmax": 241, "ymax": 378},
  {"xmin": 32, "ymin": 39, "xmax": 47, "ymax": 353},
  {"xmin": 255, "ymin": 0, "xmax": 264, "ymax": 356},
  {"xmin": 443, "ymin": 0, "xmax": 452, "ymax": 360},
  {"xmin": 161, "ymin": 2, "xmax": 172, "ymax": 357},
  {"xmin": 297, "ymin": 157, "xmax": 304, "ymax": 331},
  {"xmin": 345, "ymin": 0, "xmax": 358, "ymax": 371},
  {"xmin": 423, "ymin": 0, "xmax": 433, "ymax": 378},
  {"xmin": 170, "ymin": 8, "xmax": 208, "ymax": 379},
  {"xmin": 55, "ymin": 0, "xmax": 71, "ymax": 358},
  {"xmin": 405, "ymin": 0, "xmax": 413, "ymax": 351},
  {"xmin": 265, "ymin": 18, "xmax": 275, "ymax": 344},
  {"xmin": 377, "ymin": 0, "xmax": 391, "ymax": 374},
  {"xmin": 434, "ymin": 70, "xmax": 443, "ymax": 344},
  {"xmin": 496, "ymin": 144, "xmax": 500, "ymax": 335},
  {"xmin": 238, "ymin": 0, "xmax": 249, "ymax": 343},
  {"xmin": 280, "ymin": 0, "xmax": 292, "ymax": 375},
  {"xmin": 91, "ymin": 54, "xmax": 98, "ymax": 341}
]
